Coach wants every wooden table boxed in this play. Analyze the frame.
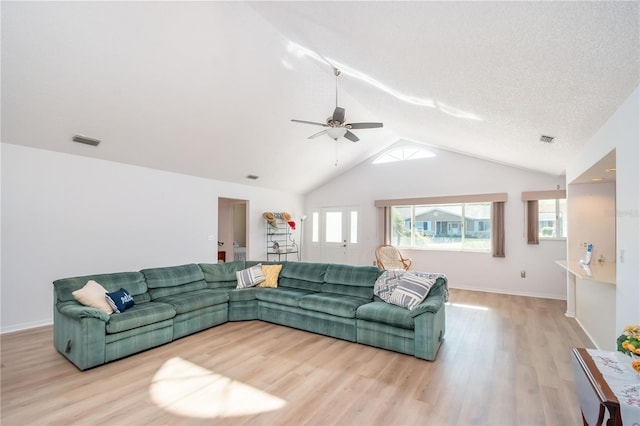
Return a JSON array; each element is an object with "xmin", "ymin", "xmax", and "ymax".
[{"xmin": 572, "ymin": 348, "xmax": 622, "ymax": 426}]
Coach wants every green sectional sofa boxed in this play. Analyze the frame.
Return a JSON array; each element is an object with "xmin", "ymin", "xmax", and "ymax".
[{"xmin": 53, "ymin": 261, "xmax": 447, "ymax": 370}]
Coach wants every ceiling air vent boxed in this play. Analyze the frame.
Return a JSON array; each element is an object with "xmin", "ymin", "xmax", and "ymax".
[
  {"xmin": 246, "ymin": 174, "xmax": 259, "ymax": 180},
  {"xmin": 72, "ymin": 134, "xmax": 101, "ymax": 146},
  {"xmin": 539, "ymin": 135, "xmax": 556, "ymax": 144}
]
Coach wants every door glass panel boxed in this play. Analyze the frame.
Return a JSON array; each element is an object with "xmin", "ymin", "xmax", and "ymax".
[
  {"xmin": 312, "ymin": 212, "xmax": 319, "ymax": 242},
  {"xmin": 350, "ymin": 211, "xmax": 358, "ymax": 244},
  {"xmin": 325, "ymin": 211, "xmax": 342, "ymax": 243}
]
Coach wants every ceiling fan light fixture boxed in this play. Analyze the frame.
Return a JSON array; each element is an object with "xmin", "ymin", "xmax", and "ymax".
[
  {"xmin": 291, "ymin": 65, "xmax": 383, "ymax": 142},
  {"xmin": 326, "ymin": 128, "xmax": 347, "ymax": 140}
]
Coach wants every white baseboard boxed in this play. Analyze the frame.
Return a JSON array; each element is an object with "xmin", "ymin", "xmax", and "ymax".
[
  {"xmin": 1, "ymin": 319, "xmax": 52, "ymax": 334},
  {"xmin": 449, "ymin": 284, "xmax": 567, "ymax": 301},
  {"xmin": 574, "ymin": 317, "xmax": 599, "ymax": 349}
]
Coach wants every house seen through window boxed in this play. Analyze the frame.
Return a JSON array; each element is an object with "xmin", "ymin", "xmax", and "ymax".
[{"xmin": 391, "ymin": 203, "xmax": 492, "ymax": 252}]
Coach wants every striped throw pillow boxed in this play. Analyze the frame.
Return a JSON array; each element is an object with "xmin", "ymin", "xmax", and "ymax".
[
  {"xmin": 236, "ymin": 264, "xmax": 265, "ymax": 288},
  {"xmin": 388, "ymin": 272, "xmax": 436, "ymax": 310}
]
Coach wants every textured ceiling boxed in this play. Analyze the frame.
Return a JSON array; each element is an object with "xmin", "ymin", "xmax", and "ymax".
[{"xmin": 2, "ymin": 1, "xmax": 638, "ymax": 194}]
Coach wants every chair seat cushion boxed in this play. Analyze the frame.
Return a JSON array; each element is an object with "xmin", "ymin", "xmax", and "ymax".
[
  {"xmin": 153, "ymin": 289, "xmax": 228, "ymax": 314},
  {"xmin": 299, "ymin": 293, "xmax": 369, "ymax": 318},
  {"xmin": 255, "ymin": 288, "xmax": 312, "ymax": 307},
  {"xmin": 356, "ymin": 301, "xmax": 415, "ymax": 330},
  {"xmin": 106, "ymin": 302, "xmax": 176, "ymax": 334}
]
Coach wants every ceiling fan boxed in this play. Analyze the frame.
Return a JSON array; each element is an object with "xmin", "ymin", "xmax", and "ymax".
[{"xmin": 291, "ymin": 68, "xmax": 383, "ymax": 142}]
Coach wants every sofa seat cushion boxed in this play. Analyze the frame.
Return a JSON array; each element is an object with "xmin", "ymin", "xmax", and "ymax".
[
  {"xmin": 255, "ymin": 288, "xmax": 312, "ymax": 307},
  {"xmin": 356, "ymin": 301, "xmax": 415, "ymax": 330},
  {"xmin": 299, "ymin": 293, "xmax": 369, "ymax": 318},
  {"xmin": 228, "ymin": 287, "xmax": 264, "ymax": 302},
  {"xmin": 153, "ymin": 289, "xmax": 228, "ymax": 315},
  {"xmin": 106, "ymin": 302, "xmax": 176, "ymax": 334}
]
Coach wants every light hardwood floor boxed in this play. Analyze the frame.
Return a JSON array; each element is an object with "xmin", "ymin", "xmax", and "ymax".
[{"xmin": 1, "ymin": 289, "xmax": 594, "ymax": 425}]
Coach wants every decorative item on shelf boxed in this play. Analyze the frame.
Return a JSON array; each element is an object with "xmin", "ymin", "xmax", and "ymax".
[
  {"xmin": 287, "ymin": 221, "xmax": 296, "ymax": 230},
  {"xmin": 263, "ymin": 212, "xmax": 278, "ymax": 230}
]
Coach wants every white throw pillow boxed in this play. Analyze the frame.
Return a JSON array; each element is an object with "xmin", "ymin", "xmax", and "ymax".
[{"xmin": 72, "ymin": 280, "xmax": 114, "ymax": 314}]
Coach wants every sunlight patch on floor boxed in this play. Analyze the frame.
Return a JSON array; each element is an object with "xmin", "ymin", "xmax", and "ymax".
[
  {"xmin": 150, "ymin": 357, "xmax": 287, "ymax": 419},
  {"xmin": 446, "ymin": 302, "xmax": 489, "ymax": 311}
]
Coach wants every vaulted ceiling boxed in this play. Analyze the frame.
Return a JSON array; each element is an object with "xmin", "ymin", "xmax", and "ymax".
[{"xmin": 2, "ymin": 1, "xmax": 638, "ymax": 194}]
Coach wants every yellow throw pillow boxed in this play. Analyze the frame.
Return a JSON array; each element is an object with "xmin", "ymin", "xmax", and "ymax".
[
  {"xmin": 259, "ymin": 264, "xmax": 282, "ymax": 288},
  {"xmin": 72, "ymin": 280, "xmax": 114, "ymax": 314}
]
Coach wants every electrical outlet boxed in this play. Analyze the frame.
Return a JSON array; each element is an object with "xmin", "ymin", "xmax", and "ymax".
[{"xmin": 520, "ymin": 270, "xmax": 526, "ymax": 278}]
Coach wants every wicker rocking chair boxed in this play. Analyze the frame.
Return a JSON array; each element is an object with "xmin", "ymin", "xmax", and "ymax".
[{"xmin": 375, "ymin": 244, "xmax": 412, "ymax": 270}]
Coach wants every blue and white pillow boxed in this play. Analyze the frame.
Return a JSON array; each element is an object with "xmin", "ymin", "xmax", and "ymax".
[
  {"xmin": 105, "ymin": 288, "xmax": 135, "ymax": 313},
  {"xmin": 236, "ymin": 264, "xmax": 266, "ymax": 288},
  {"xmin": 388, "ymin": 273, "xmax": 436, "ymax": 310}
]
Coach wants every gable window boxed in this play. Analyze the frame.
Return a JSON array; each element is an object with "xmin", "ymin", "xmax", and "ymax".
[
  {"xmin": 373, "ymin": 146, "xmax": 435, "ymax": 164},
  {"xmin": 376, "ymin": 193, "xmax": 507, "ymax": 256}
]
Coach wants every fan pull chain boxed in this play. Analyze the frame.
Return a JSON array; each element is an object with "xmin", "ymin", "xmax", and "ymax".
[
  {"xmin": 334, "ymin": 140, "xmax": 339, "ymax": 167},
  {"xmin": 334, "ymin": 67, "xmax": 340, "ymax": 108}
]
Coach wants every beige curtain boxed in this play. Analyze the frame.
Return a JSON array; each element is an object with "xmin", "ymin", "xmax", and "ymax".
[
  {"xmin": 527, "ymin": 200, "xmax": 539, "ymax": 245},
  {"xmin": 492, "ymin": 201, "xmax": 505, "ymax": 257}
]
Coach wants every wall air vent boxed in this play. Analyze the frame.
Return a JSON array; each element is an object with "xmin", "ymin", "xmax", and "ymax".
[
  {"xmin": 539, "ymin": 135, "xmax": 556, "ymax": 144},
  {"xmin": 72, "ymin": 134, "xmax": 101, "ymax": 146}
]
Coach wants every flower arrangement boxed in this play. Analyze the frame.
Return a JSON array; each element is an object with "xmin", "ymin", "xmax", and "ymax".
[
  {"xmin": 617, "ymin": 325, "xmax": 640, "ymax": 375},
  {"xmin": 617, "ymin": 325, "xmax": 640, "ymax": 356}
]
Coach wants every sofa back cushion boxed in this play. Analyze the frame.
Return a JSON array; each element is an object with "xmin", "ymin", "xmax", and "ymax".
[
  {"xmin": 322, "ymin": 264, "xmax": 382, "ymax": 299},
  {"xmin": 278, "ymin": 262, "xmax": 327, "ymax": 292},
  {"xmin": 54, "ymin": 272, "xmax": 150, "ymax": 304},
  {"xmin": 199, "ymin": 261, "xmax": 246, "ymax": 289},
  {"xmin": 141, "ymin": 264, "xmax": 206, "ymax": 299}
]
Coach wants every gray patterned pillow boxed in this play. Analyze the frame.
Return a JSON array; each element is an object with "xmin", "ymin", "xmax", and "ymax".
[
  {"xmin": 374, "ymin": 269, "xmax": 405, "ymax": 302},
  {"xmin": 388, "ymin": 272, "xmax": 436, "ymax": 310},
  {"xmin": 236, "ymin": 264, "xmax": 265, "ymax": 288}
]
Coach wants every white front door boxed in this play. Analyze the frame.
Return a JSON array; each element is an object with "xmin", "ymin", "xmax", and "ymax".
[{"xmin": 319, "ymin": 207, "xmax": 360, "ymax": 264}]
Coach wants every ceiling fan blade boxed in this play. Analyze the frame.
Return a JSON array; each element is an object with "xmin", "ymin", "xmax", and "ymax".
[
  {"xmin": 332, "ymin": 107, "xmax": 345, "ymax": 124},
  {"xmin": 291, "ymin": 119, "xmax": 328, "ymax": 127},
  {"xmin": 347, "ymin": 122, "xmax": 384, "ymax": 129},
  {"xmin": 344, "ymin": 130, "xmax": 359, "ymax": 142},
  {"xmin": 308, "ymin": 130, "xmax": 328, "ymax": 139}
]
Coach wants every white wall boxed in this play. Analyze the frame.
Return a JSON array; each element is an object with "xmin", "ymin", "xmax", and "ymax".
[
  {"xmin": 305, "ymin": 146, "xmax": 567, "ymax": 299},
  {"xmin": 1, "ymin": 143, "xmax": 303, "ymax": 332},
  {"xmin": 567, "ymin": 182, "xmax": 616, "ymax": 263},
  {"xmin": 567, "ymin": 86, "xmax": 640, "ymax": 333}
]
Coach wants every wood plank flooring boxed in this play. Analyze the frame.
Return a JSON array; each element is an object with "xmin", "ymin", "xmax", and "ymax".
[{"xmin": 1, "ymin": 289, "xmax": 594, "ymax": 425}]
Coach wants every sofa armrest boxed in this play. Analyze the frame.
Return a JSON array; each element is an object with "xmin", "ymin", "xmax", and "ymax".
[
  {"xmin": 57, "ymin": 301, "xmax": 111, "ymax": 322},
  {"xmin": 408, "ymin": 295, "xmax": 444, "ymax": 318}
]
